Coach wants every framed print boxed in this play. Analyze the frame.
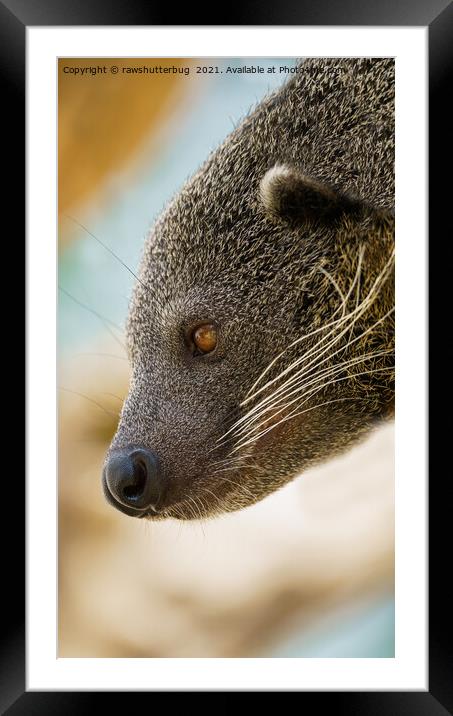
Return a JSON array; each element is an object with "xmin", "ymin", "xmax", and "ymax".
[{"xmin": 10, "ymin": 0, "xmax": 451, "ymax": 711}]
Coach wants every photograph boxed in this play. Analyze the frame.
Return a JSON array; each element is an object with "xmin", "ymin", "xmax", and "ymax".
[{"xmin": 58, "ymin": 56, "xmax": 395, "ymax": 659}]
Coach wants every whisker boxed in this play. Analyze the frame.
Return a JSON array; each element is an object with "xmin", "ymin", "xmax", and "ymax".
[
  {"xmin": 251, "ymin": 249, "xmax": 393, "ymax": 406},
  {"xmin": 240, "ymin": 346, "xmax": 392, "ymax": 427},
  {"xmin": 229, "ymin": 362, "xmax": 393, "ymax": 452},
  {"xmin": 58, "ymin": 387, "xmax": 120, "ymax": 419},
  {"xmin": 222, "ymin": 348, "xmax": 393, "ymax": 447},
  {"xmin": 231, "ymin": 370, "xmax": 393, "ymax": 454},
  {"xmin": 100, "ymin": 392, "xmax": 125, "ymax": 403},
  {"xmin": 65, "ymin": 215, "xmax": 148, "ymax": 293},
  {"xmin": 59, "ymin": 285, "xmax": 126, "ymax": 351},
  {"xmin": 244, "ymin": 244, "xmax": 367, "ymax": 399},
  {"xmin": 318, "ymin": 264, "xmax": 346, "ymax": 314},
  {"xmin": 221, "ymin": 298, "xmax": 394, "ymax": 445},
  {"xmin": 348, "ymin": 245, "xmax": 365, "ymax": 345},
  {"xmin": 74, "ymin": 352, "xmax": 127, "ymax": 361},
  {"xmin": 238, "ymin": 249, "xmax": 393, "ymax": 417},
  {"xmin": 211, "ymin": 474, "xmax": 256, "ymax": 500},
  {"xmin": 178, "ymin": 497, "xmax": 198, "ymax": 523}
]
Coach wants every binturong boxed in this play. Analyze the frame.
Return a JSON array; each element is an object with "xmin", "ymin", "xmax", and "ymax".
[{"xmin": 103, "ymin": 58, "xmax": 395, "ymax": 521}]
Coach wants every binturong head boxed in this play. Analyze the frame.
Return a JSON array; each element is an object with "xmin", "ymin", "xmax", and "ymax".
[{"xmin": 103, "ymin": 59, "xmax": 395, "ymax": 521}]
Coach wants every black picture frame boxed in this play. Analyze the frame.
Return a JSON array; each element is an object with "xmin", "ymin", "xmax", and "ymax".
[{"xmin": 8, "ymin": 0, "xmax": 452, "ymax": 711}]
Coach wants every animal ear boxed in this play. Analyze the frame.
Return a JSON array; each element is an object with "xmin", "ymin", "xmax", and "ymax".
[{"xmin": 259, "ymin": 164, "xmax": 356, "ymax": 224}]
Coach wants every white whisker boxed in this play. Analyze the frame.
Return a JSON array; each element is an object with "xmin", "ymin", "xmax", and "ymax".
[
  {"xmin": 236, "ymin": 249, "xmax": 393, "ymax": 420},
  {"xmin": 231, "ymin": 366, "xmax": 393, "ymax": 453},
  {"xmin": 223, "ymin": 348, "xmax": 393, "ymax": 446},
  {"xmin": 220, "ymin": 300, "xmax": 394, "ymax": 446},
  {"xmin": 244, "ymin": 244, "xmax": 368, "ymax": 400}
]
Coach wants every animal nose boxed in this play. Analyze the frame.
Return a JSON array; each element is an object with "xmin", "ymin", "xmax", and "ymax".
[{"xmin": 104, "ymin": 447, "xmax": 162, "ymax": 513}]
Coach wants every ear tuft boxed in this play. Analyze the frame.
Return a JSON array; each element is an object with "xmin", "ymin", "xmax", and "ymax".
[{"xmin": 259, "ymin": 164, "xmax": 354, "ymax": 224}]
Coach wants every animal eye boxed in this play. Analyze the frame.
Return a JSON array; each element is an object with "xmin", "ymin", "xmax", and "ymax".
[{"xmin": 191, "ymin": 323, "xmax": 218, "ymax": 355}]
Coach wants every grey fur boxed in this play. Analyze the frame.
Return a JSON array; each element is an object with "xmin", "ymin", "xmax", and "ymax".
[{"xmin": 106, "ymin": 58, "xmax": 395, "ymax": 520}]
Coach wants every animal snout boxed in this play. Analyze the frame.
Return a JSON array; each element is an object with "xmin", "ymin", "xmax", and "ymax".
[{"xmin": 103, "ymin": 447, "xmax": 163, "ymax": 516}]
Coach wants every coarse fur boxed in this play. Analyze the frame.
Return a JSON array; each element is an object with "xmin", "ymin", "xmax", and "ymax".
[{"xmin": 104, "ymin": 58, "xmax": 395, "ymax": 520}]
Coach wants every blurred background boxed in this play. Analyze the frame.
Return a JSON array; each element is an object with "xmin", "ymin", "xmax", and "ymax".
[{"xmin": 58, "ymin": 57, "xmax": 394, "ymax": 658}]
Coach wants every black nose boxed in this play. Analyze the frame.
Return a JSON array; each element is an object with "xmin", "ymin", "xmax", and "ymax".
[{"xmin": 104, "ymin": 447, "xmax": 162, "ymax": 513}]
